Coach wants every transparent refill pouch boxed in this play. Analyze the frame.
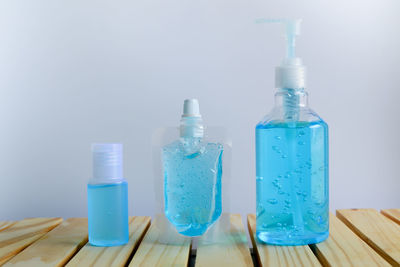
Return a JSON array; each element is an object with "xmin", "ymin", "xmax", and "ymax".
[{"xmin": 152, "ymin": 99, "xmax": 232, "ymax": 244}]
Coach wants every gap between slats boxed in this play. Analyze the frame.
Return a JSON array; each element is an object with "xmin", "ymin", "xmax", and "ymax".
[
  {"xmin": 336, "ymin": 209, "xmax": 400, "ymax": 266},
  {"xmin": 123, "ymin": 218, "xmax": 152, "ymax": 267},
  {"xmin": 381, "ymin": 209, "xmax": 400, "ymax": 225},
  {"xmin": 4, "ymin": 211, "xmax": 400, "ymax": 267},
  {"xmin": 65, "ymin": 216, "xmax": 151, "ymax": 267}
]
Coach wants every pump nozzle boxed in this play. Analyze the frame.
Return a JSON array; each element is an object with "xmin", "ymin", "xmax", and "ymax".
[
  {"xmin": 256, "ymin": 18, "xmax": 305, "ymax": 90},
  {"xmin": 256, "ymin": 19, "xmax": 301, "ymax": 59}
]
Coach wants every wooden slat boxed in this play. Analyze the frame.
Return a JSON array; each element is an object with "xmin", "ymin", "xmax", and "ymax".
[
  {"xmin": 0, "ymin": 217, "xmax": 62, "ymax": 265},
  {"xmin": 4, "ymin": 218, "xmax": 87, "ymax": 267},
  {"xmin": 381, "ymin": 209, "xmax": 400, "ymax": 225},
  {"xmin": 337, "ymin": 209, "xmax": 400, "ymax": 266},
  {"xmin": 0, "ymin": 223, "xmax": 15, "ymax": 233},
  {"xmin": 66, "ymin": 216, "xmax": 150, "ymax": 267},
  {"xmin": 247, "ymin": 214, "xmax": 321, "ymax": 267},
  {"xmin": 128, "ymin": 217, "xmax": 191, "ymax": 267},
  {"xmin": 195, "ymin": 214, "xmax": 253, "ymax": 267},
  {"xmin": 312, "ymin": 213, "xmax": 390, "ymax": 266}
]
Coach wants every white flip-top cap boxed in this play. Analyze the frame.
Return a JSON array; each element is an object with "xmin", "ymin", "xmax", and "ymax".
[{"xmin": 92, "ymin": 143, "xmax": 123, "ymax": 181}]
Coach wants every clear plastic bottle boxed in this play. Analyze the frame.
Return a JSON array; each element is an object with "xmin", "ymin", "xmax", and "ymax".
[
  {"xmin": 163, "ymin": 99, "xmax": 223, "ymax": 236},
  {"xmin": 87, "ymin": 143, "xmax": 129, "ymax": 246},
  {"xmin": 255, "ymin": 19, "xmax": 329, "ymax": 245}
]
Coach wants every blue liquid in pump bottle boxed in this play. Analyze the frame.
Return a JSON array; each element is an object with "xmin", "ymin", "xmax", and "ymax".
[
  {"xmin": 163, "ymin": 99, "xmax": 223, "ymax": 236},
  {"xmin": 87, "ymin": 144, "xmax": 129, "ymax": 246},
  {"xmin": 255, "ymin": 19, "xmax": 329, "ymax": 245}
]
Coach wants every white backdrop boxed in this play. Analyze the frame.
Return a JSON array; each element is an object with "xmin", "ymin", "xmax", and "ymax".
[{"xmin": 1, "ymin": 0, "xmax": 399, "ymax": 220}]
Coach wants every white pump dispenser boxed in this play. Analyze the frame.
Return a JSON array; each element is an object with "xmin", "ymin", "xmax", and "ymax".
[
  {"xmin": 256, "ymin": 19, "xmax": 306, "ymax": 90},
  {"xmin": 255, "ymin": 19, "xmax": 329, "ymax": 246}
]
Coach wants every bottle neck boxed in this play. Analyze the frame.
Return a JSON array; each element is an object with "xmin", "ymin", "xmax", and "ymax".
[{"xmin": 274, "ymin": 88, "xmax": 308, "ymax": 121}]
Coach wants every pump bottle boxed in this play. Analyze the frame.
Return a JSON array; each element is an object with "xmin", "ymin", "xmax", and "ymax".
[
  {"xmin": 87, "ymin": 143, "xmax": 129, "ymax": 246},
  {"xmin": 255, "ymin": 19, "xmax": 329, "ymax": 245}
]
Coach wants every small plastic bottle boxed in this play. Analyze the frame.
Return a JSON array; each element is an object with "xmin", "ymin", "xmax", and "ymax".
[
  {"xmin": 163, "ymin": 99, "xmax": 223, "ymax": 236},
  {"xmin": 87, "ymin": 143, "xmax": 129, "ymax": 246},
  {"xmin": 255, "ymin": 19, "xmax": 329, "ymax": 245}
]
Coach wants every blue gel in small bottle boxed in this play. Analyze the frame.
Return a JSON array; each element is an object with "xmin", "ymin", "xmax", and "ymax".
[{"xmin": 87, "ymin": 143, "xmax": 129, "ymax": 246}]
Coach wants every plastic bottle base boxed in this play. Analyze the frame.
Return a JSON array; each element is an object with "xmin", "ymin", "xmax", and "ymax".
[
  {"xmin": 89, "ymin": 238, "xmax": 129, "ymax": 247},
  {"xmin": 256, "ymin": 231, "xmax": 329, "ymax": 246},
  {"xmin": 177, "ymin": 226, "xmax": 208, "ymax": 237}
]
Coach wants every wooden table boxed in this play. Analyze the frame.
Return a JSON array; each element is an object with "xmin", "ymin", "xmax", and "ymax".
[{"xmin": 1, "ymin": 209, "xmax": 399, "ymax": 266}]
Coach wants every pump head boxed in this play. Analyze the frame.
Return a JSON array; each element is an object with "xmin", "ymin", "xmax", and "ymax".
[
  {"xmin": 256, "ymin": 19, "xmax": 301, "ymax": 59},
  {"xmin": 256, "ymin": 18, "xmax": 306, "ymax": 90}
]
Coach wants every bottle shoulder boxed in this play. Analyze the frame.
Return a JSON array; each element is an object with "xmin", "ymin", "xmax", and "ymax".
[
  {"xmin": 257, "ymin": 107, "xmax": 328, "ymax": 128},
  {"xmin": 162, "ymin": 138, "xmax": 223, "ymax": 159},
  {"xmin": 163, "ymin": 138, "xmax": 223, "ymax": 150}
]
